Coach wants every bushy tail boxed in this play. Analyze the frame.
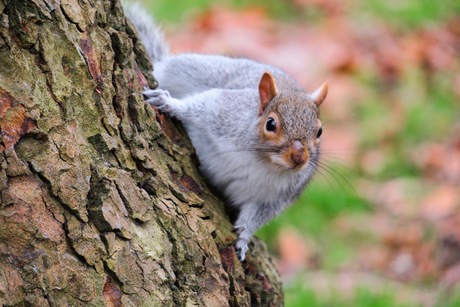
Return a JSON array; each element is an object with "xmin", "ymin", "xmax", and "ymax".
[{"xmin": 123, "ymin": 2, "xmax": 170, "ymax": 63}]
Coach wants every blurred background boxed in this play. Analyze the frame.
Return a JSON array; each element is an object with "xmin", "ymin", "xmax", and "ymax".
[{"xmin": 139, "ymin": 0, "xmax": 460, "ymax": 305}]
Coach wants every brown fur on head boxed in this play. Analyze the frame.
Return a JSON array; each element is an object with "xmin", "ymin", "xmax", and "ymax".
[{"xmin": 257, "ymin": 72, "xmax": 326, "ymax": 171}]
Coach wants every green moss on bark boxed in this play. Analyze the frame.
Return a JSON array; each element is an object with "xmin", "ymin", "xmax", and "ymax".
[{"xmin": 0, "ymin": 0, "xmax": 283, "ymax": 305}]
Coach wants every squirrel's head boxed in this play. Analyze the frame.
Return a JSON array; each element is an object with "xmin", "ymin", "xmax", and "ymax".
[{"xmin": 257, "ymin": 72, "xmax": 327, "ymax": 172}]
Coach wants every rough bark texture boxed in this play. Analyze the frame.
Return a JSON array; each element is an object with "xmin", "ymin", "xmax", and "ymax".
[{"xmin": 0, "ymin": 0, "xmax": 283, "ymax": 306}]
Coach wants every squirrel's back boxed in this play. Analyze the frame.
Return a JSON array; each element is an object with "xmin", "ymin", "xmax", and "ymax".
[
  {"xmin": 122, "ymin": 2, "xmax": 304, "ymax": 98},
  {"xmin": 155, "ymin": 54, "xmax": 304, "ymax": 98}
]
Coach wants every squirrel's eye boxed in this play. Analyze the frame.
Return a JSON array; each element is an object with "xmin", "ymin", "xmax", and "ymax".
[
  {"xmin": 266, "ymin": 117, "xmax": 276, "ymax": 132},
  {"xmin": 317, "ymin": 127, "xmax": 323, "ymax": 138}
]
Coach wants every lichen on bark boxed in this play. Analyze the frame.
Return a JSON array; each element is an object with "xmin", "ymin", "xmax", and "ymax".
[{"xmin": 0, "ymin": 0, "xmax": 283, "ymax": 306}]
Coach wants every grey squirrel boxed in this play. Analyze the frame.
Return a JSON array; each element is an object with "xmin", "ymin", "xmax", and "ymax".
[{"xmin": 124, "ymin": 4, "xmax": 328, "ymax": 261}]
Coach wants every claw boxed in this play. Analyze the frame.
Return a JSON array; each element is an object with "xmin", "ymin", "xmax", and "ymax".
[
  {"xmin": 235, "ymin": 238, "xmax": 249, "ymax": 262},
  {"xmin": 235, "ymin": 246, "xmax": 246, "ymax": 262},
  {"xmin": 232, "ymin": 226, "xmax": 245, "ymax": 234},
  {"xmin": 143, "ymin": 89, "xmax": 170, "ymax": 107}
]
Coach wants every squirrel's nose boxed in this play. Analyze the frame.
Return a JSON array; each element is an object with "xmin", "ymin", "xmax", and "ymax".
[{"xmin": 290, "ymin": 140, "xmax": 307, "ymax": 166}]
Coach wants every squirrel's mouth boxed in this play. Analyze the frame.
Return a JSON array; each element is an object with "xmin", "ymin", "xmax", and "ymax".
[
  {"xmin": 266, "ymin": 152, "xmax": 309, "ymax": 172},
  {"xmin": 262, "ymin": 140, "xmax": 312, "ymax": 171},
  {"xmin": 283, "ymin": 140, "xmax": 309, "ymax": 170},
  {"xmin": 269, "ymin": 159, "xmax": 309, "ymax": 172},
  {"xmin": 290, "ymin": 160, "xmax": 308, "ymax": 170}
]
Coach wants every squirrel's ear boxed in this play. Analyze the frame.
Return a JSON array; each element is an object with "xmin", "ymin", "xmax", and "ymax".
[
  {"xmin": 310, "ymin": 81, "xmax": 328, "ymax": 106},
  {"xmin": 258, "ymin": 72, "xmax": 278, "ymax": 116}
]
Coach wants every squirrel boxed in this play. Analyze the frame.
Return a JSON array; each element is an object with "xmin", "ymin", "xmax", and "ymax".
[{"xmin": 124, "ymin": 3, "xmax": 328, "ymax": 261}]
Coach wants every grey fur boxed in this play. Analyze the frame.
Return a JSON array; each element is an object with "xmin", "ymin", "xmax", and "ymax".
[
  {"xmin": 122, "ymin": 2, "xmax": 170, "ymax": 63},
  {"xmin": 127, "ymin": 3, "xmax": 323, "ymax": 261}
]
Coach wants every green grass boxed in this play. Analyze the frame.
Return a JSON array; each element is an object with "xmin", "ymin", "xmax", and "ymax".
[
  {"xmin": 257, "ymin": 174, "xmax": 372, "ymax": 271},
  {"xmin": 355, "ymin": 70, "xmax": 459, "ymax": 180},
  {"xmin": 144, "ymin": 0, "xmax": 460, "ymax": 28},
  {"xmin": 140, "ymin": 0, "xmax": 213, "ymax": 22},
  {"xmin": 353, "ymin": 288, "xmax": 413, "ymax": 307},
  {"xmin": 141, "ymin": 0, "xmax": 312, "ymax": 23},
  {"xmin": 360, "ymin": 0, "xmax": 460, "ymax": 29},
  {"xmin": 285, "ymin": 284, "xmax": 460, "ymax": 307},
  {"xmin": 257, "ymin": 175, "xmax": 370, "ymax": 243},
  {"xmin": 285, "ymin": 280, "xmax": 417, "ymax": 307},
  {"xmin": 435, "ymin": 289, "xmax": 460, "ymax": 307}
]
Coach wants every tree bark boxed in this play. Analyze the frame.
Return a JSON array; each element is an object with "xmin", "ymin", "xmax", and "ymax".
[{"xmin": 0, "ymin": 0, "xmax": 283, "ymax": 306}]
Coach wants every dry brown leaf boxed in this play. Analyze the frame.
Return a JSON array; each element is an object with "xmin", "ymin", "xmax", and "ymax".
[
  {"xmin": 276, "ymin": 228, "xmax": 312, "ymax": 275},
  {"xmin": 437, "ymin": 213, "xmax": 460, "ymax": 269},
  {"xmin": 421, "ymin": 186, "xmax": 460, "ymax": 222}
]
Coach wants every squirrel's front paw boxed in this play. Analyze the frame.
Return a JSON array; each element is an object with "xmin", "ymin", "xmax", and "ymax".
[
  {"xmin": 235, "ymin": 238, "xmax": 249, "ymax": 262},
  {"xmin": 143, "ymin": 88, "xmax": 171, "ymax": 109}
]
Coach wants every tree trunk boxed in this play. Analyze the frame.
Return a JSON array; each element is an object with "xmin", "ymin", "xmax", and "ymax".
[{"xmin": 0, "ymin": 0, "xmax": 283, "ymax": 306}]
